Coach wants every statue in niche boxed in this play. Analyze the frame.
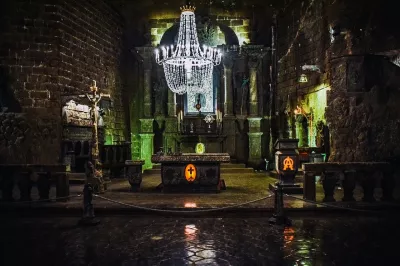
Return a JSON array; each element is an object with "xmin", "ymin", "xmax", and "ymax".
[
  {"xmin": 316, "ymin": 120, "xmax": 330, "ymax": 161},
  {"xmin": 240, "ymin": 76, "xmax": 249, "ymax": 115},
  {"xmin": 194, "ymin": 93, "xmax": 206, "ymax": 110},
  {"xmin": 196, "ymin": 16, "xmax": 218, "ymax": 46}
]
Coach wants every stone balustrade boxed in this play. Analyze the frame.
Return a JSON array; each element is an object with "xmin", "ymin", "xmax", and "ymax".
[
  {"xmin": 0, "ymin": 164, "xmax": 69, "ymax": 202},
  {"xmin": 302, "ymin": 162, "xmax": 394, "ymax": 202},
  {"xmin": 101, "ymin": 144, "xmax": 131, "ymax": 178}
]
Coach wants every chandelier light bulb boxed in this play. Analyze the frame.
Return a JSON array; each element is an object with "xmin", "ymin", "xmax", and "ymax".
[{"xmin": 155, "ymin": 6, "xmax": 222, "ymax": 95}]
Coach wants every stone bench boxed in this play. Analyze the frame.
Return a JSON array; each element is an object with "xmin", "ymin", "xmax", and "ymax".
[
  {"xmin": 302, "ymin": 162, "xmax": 394, "ymax": 202},
  {"xmin": 0, "ymin": 164, "xmax": 69, "ymax": 202}
]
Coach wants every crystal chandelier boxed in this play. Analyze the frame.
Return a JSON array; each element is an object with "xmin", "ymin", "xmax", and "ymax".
[{"xmin": 154, "ymin": 5, "xmax": 222, "ymax": 95}]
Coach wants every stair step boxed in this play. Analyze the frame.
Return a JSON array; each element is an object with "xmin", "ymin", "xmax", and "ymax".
[
  {"xmin": 152, "ymin": 164, "xmax": 161, "ymax": 169},
  {"xmin": 221, "ymin": 168, "xmax": 254, "ymax": 174},
  {"xmin": 143, "ymin": 169, "xmax": 161, "ymax": 175},
  {"xmin": 143, "ymin": 167, "xmax": 254, "ymax": 175},
  {"xmin": 221, "ymin": 163, "xmax": 246, "ymax": 168}
]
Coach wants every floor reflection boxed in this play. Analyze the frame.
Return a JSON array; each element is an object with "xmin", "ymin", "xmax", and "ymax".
[{"xmin": 184, "ymin": 224, "xmax": 217, "ymax": 265}]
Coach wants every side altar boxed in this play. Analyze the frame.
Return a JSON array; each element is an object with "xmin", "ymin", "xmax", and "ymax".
[{"xmin": 151, "ymin": 153, "xmax": 230, "ymax": 192}]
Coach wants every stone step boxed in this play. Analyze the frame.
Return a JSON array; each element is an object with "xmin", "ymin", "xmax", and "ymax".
[
  {"xmin": 221, "ymin": 163, "xmax": 246, "ymax": 168},
  {"xmin": 220, "ymin": 168, "xmax": 254, "ymax": 174},
  {"xmin": 143, "ymin": 167, "xmax": 254, "ymax": 175},
  {"xmin": 143, "ymin": 169, "xmax": 161, "ymax": 175}
]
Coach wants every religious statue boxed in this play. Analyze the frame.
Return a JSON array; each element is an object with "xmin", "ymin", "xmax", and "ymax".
[
  {"xmin": 240, "ymin": 76, "xmax": 249, "ymax": 115},
  {"xmin": 84, "ymin": 80, "xmax": 111, "ymax": 193},
  {"xmin": 316, "ymin": 121, "xmax": 325, "ymax": 148}
]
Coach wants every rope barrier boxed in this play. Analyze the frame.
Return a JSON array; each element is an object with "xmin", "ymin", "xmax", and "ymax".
[
  {"xmin": 283, "ymin": 194, "xmax": 382, "ymax": 213},
  {"xmin": 93, "ymin": 194, "xmax": 274, "ymax": 214},
  {"xmin": 0, "ymin": 194, "xmax": 82, "ymax": 205}
]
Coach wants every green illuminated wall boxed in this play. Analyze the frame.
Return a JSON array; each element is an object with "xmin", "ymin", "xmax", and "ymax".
[
  {"xmin": 149, "ymin": 16, "xmax": 250, "ymax": 47},
  {"xmin": 301, "ymin": 84, "xmax": 329, "ymax": 147}
]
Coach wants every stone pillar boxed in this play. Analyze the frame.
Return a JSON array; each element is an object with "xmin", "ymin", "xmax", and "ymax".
[
  {"xmin": 223, "ymin": 55, "xmax": 234, "ymax": 116},
  {"xmin": 143, "ymin": 59, "xmax": 152, "ymax": 118},
  {"xmin": 248, "ymin": 58, "xmax": 260, "ymax": 116},
  {"xmin": 139, "ymin": 118, "xmax": 154, "ymax": 170},
  {"xmin": 247, "ymin": 117, "xmax": 263, "ymax": 169},
  {"xmin": 167, "ymin": 89, "xmax": 176, "ymax": 117},
  {"xmin": 222, "ymin": 116, "xmax": 237, "ymax": 159},
  {"xmin": 135, "ymin": 47, "xmax": 153, "ymax": 118},
  {"xmin": 164, "ymin": 81, "xmax": 177, "ymax": 153},
  {"xmin": 136, "ymin": 47, "xmax": 155, "ymax": 170}
]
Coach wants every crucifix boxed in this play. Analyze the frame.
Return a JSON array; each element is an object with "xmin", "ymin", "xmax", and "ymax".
[{"xmin": 85, "ymin": 80, "xmax": 111, "ymax": 193}]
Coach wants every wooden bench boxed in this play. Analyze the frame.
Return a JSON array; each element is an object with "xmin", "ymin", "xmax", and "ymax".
[
  {"xmin": 302, "ymin": 162, "xmax": 394, "ymax": 202},
  {"xmin": 0, "ymin": 164, "xmax": 69, "ymax": 202}
]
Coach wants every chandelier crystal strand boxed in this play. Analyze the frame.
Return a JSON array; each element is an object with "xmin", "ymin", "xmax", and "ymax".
[{"xmin": 155, "ymin": 5, "xmax": 222, "ymax": 95}]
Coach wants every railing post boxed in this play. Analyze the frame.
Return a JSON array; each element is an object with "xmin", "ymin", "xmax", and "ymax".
[
  {"xmin": 303, "ymin": 171, "xmax": 316, "ymax": 201},
  {"xmin": 269, "ymin": 182, "xmax": 292, "ymax": 226},
  {"xmin": 79, "ymin": 184, "xmax": 100, "ymax": 226},
  {"xmin": 342, "ymin": 170, "xmax": 356, "ymax": 202},
  {"xmin": 322, "ymin": 171, "xmax": 338, "ymax": 202}
]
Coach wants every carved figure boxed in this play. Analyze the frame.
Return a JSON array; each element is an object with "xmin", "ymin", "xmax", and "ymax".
[
  {"xmin": 85, "ymin": 160, "xmax": 105, "ymax": 193},
  {"xmin": 240, "ymin": 76, "xmax": 249, "ymax": 115}
]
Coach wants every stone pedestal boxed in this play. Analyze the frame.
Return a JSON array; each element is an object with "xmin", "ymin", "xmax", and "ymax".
[
  {"xmin": 125, "ymin": 160, "xmax": 145, "ymax": 192},
  {"xmin": 139, "ymin": 118, "xmax": 154, "ymax": 170},
  {"xmin": 247, "ymin": 117, "xmax": 263, "ymax": 169},
  {"xmin": 164, "ymin": 117, "xmax": 178, "ymax": 152},
  {"xmin": 222, "ymin": 115, "xmax": 236, "ymax": 159}
]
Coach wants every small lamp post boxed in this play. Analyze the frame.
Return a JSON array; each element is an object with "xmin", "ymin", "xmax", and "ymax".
[
  {"xmin": 85, "ymin": 80, "xmax": 111, "ymax": 194},
  {"xmin": 269, "ymin": 139, "xmax": 302, "ymax": 194}
]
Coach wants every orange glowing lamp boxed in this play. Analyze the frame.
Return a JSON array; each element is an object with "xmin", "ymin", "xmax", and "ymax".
[{"xmin": 185, "ymin": 164, "xmax": 197, "ymax": 182}]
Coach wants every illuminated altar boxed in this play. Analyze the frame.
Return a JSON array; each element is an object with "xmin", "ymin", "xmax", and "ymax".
[{"xmin": 151, "ymin": 153, "xmax": 230, "ymax": 192}]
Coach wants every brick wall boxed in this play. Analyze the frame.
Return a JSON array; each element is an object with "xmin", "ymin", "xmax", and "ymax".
[
  {"xmin": 0, "ymin": 0, "xmax": 126, "ymax": 163},
  {"xmin": 57, "ymin": 0, "xmax": 126, "ymax": 143}
]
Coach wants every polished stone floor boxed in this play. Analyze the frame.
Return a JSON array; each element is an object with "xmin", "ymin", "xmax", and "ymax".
[{"xmin": 0, "ymin": 216, "xmax": 399, "ymax": 266}]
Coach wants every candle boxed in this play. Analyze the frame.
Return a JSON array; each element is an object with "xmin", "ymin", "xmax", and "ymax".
[{"xmin": 93, "ymin": 80, "xmax": 96, "ymax": 87}]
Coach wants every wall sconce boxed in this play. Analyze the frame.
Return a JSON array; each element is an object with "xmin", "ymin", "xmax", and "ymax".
[
  {"xmin": 298, "ymin": 74, "xmax": 308, "ymax": 83},
  {"xmin": 301, "ymin": 65, "xmax": 321, "ymax": 73}
]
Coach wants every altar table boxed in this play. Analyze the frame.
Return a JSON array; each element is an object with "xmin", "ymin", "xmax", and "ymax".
[{"xmin": 151, "ymin": 153, "xmax": 230, "ymax": 192}]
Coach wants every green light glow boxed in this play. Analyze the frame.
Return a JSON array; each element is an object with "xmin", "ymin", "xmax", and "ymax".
[{"xmin": 303, "ymin": 84, "xmax": 329, "ymax": 147}]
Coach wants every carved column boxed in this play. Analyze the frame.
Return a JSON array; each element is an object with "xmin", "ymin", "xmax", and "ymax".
[
  {"xmin": 247, "ymin": 117, "xmax": 263, "ymax": 169},
  {"xmin": 135, "ymin": 47, "xmax": 154, "ymax": 118},
  {"xmin": 139, "ymin": 119, "xmax": 154, "ymax": 170},
  {"xmin": 167, "ymin": 88, "xmax": 176, "ymax": 117},
  {"xmin": 143, "ymin": 59, "xmax": 153, "ymax": 118},
  {"xmin": 164, "ymin": 86, "xmax": 178, "ymax": 153},
  {"xmin": 222, "ymin": 54, "xmax": 236, "ymax": 159},
  {"xmin": 247, "ymin": 55, "xmax": 263, "ymax": 169},
  {"xmin": 136, "ymin": 47, "xmax": 155, "ymax": 170},
  {"xmin": 223, "ymin": 55, "xmax": 234, "ymax": 116}
]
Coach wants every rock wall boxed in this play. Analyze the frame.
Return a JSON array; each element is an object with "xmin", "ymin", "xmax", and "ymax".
[
  {"xmin": 0, "ymin": 0, "xmax": 126, "ymax": 163},
  {"xmin": 276, "ymin": 0, "xmax": 400, "ymax": 162},
  {"xmin": 327, "ymin": 55, "xmax": 400, "ymax": 162}
]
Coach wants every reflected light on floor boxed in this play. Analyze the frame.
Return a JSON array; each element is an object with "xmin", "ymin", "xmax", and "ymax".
[
  {"xmin": 284, "ymin": 227, "xmax": 295, "ymax": 243},
  {"xmin": 184, "ymin": 202, "xmax": 197, "ymax": 208},
  {"xmin": 184, "ymin": 224, "xmax": 197, "ymax": 242}
]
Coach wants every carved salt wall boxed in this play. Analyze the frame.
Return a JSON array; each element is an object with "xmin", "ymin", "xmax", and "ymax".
[
  {"xmin": 276, "ymin": 0, "xmax": 400, "ymax": 162},
  {"xmin": 0, "ymin": 0, "xmax": 126, "ymax": 163}
]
